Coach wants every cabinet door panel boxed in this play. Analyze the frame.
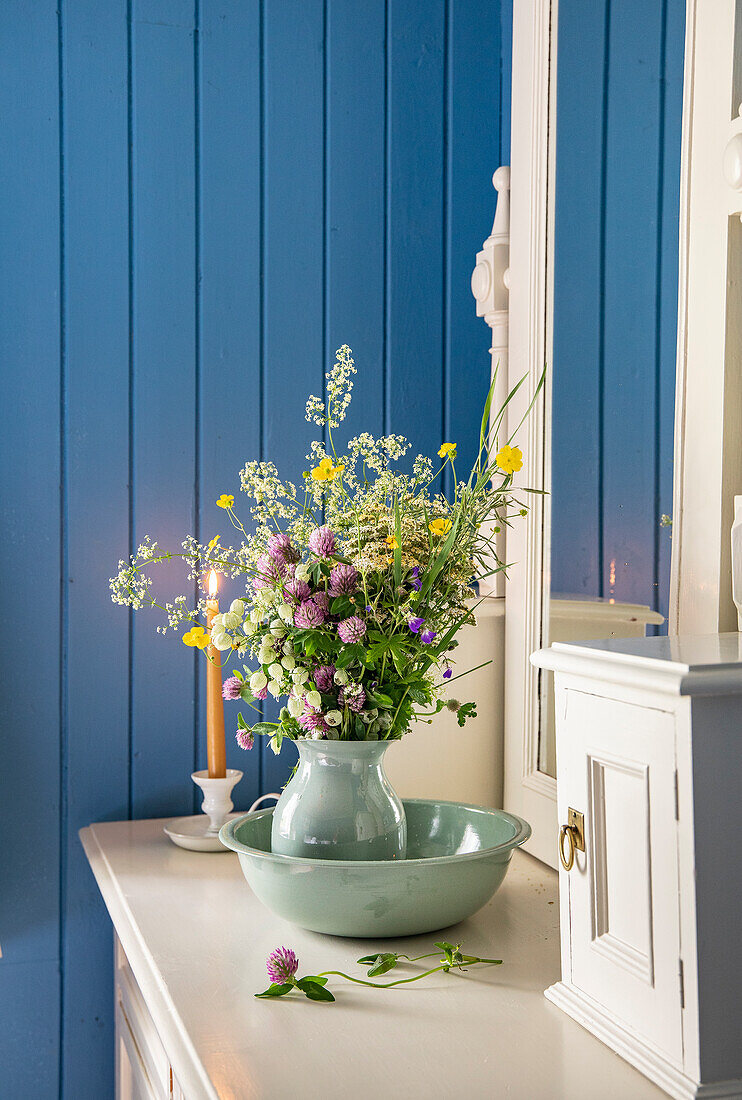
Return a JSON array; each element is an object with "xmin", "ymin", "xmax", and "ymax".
[{"xmin": 557, "ymin": 689, "xmax": 682, "ymax": 1062}]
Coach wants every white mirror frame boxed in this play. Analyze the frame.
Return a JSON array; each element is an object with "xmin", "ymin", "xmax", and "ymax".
[
  {"xmin": 504, "ymin": 0, "xmax": 742, "ymax": 869},
  {"xmin": 503, "ymin": 0, "xmax": 557, "ymax": 868}
]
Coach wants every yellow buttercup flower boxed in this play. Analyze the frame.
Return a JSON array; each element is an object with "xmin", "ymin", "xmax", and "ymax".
[
  {"xmin": 429, "ymin": 518, "xmax": 452, "ymax": 537},
  {"xmin": 182, "ymin": 625, "xmax": 210, "ymax": 649},
  {"xmin": 216, "ymin": 494, "xmax": 234, "ymax": 509},
  {"xmin": 495, "ymin": 445, "xmax": 523, "ymax": 474},
  {"xmin": 438, "ymin": 442, "xmax": 457, "ymax": 460},
  {"xmin": 207, "ymin": 536, "xmax": 220, "ymax": 551},
  {"xmin": 385, "ymin": 535, "xmax": 399, "ymax": 549},
  {"xmin": 310, "ymin": 457, "xmax": 344, "ymax": 482}
]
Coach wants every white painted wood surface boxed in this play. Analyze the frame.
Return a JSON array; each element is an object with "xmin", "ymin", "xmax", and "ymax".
[
  {"xmin": 533, "ymin": 634, "xmax": 742, "ymax": 1099},
  {"xmin": 670, "ymin": 0, "xmax": 742, "ymax": 635},
  {"xmin": 80, "ymin": 819, "xmax": 664, "ymax": 1100}
]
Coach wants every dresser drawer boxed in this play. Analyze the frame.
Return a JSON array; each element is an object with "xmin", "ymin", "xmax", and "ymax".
[{"xmin": 115, "ymin": 936, "xmax": 173, "ymax": 1100}]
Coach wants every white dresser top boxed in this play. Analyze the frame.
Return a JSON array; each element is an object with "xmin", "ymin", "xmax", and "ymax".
[
  {"xmin": 533, "ymin": 632, "xmax": 742, "ymax": 695},
  {"xmin": 80, "ymin": 818, "xmax": 662, "ymax": 1100}
]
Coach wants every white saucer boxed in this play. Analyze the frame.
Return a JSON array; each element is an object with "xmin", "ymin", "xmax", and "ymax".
[{"xmin": 164, "ymin": 813, "xmax": 244, "ymax": 853}]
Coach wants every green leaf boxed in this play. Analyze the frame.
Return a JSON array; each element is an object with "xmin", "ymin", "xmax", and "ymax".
[
  {"xmin": 364, "ymin": 953, "xmax": 399, "ymax": 977},
  {"xmin": 254, "ymin": 982, "xmax": 294, "ymax": 999},
  {"xmin": 300, "ymin": 975, "xmax": 329, "ymax": 986},
  {"xmin": 295, "ymin": 978, "xmax": 335, "ymax": 1002},
  {"xmin": 407, "ymin": 683, "xmax": 429, "ymax": 705},
  {"xmin": 330, "ymin": 595, "xmax": 353, "ymax": 616},
  {"xmin": 366, "ymin": 689, "xmax": 393, "ymax": 707},
  {"xmin": 237, "ymin": 712, "xmax": 248, "ymax": 730},
  {"xmin": 356, "ymin": 954, "xmax": 382, "ymax": 964},
  {"xmin": 251, "ymin": 722, "xmax": 279, "ymax": 736}
]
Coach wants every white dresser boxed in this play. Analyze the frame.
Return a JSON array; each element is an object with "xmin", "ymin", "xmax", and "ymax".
[
  {"xmin": 532, "ymin": 634, "xmax": 742, "ymax": 1100},
  {"xmin": 80, "ymin": 818, "xmax": 665, "ymax": 1099}
]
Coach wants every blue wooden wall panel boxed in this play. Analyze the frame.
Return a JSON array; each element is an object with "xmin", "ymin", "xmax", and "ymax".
[
  {"xmin": 197, "ymin": 0, "xmax": 263, "ymax": 807},
  {"xmin": 131, "ymin": 0, "xmax": 199, "ymax": 818},
  {"xmin": 446, "ymin": 0, "xmax": 502, "ymax": 484},
  {"xmin": 260, "ymin": 0, "xmax": 326, "ymax": 792},
  {"xmin": 551, "ymin": 0, "xmax": 684, "ymax": 631},
  {"xmin": 61, "ymin": 0, "xmax": 132, "ymax": 1093},
  {"xmin": 387, "ymin": 0, "xmax": 446, "ymax": 464},
  {"xmin": 551, "ymin": 0, "xmax": 606, "ymax": 596},
  {"xmin": 0, "ymin": 1, "xmax": 62, "ymax": 1094}
]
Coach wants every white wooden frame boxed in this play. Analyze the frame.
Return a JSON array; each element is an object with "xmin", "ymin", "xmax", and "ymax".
[
  {"xmin": 669, "ymin": 0, "xmax": 742, "ymax": 636},
  {"xmin": 502, "ymin": 0, "xmax": 557, "ymax": 867}
]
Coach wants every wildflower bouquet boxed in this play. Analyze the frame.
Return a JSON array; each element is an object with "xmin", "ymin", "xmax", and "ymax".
[{"xmin": 110, "ymin": 346, "xmax": 534, "ymax": 754}]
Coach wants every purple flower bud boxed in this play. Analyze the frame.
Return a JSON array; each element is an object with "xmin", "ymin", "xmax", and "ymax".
[
  {"xmin": 308, "ymin": 525, "xmax": 337, "ymax": 558},
  {"xmin": 337, "ymin": 615, "xmax": 367, "ymax": 644},
  {"xmin": 267, "ymin": 532, "xmax": 299, "ymax": 565},
  {"xmin": 421, "ymin": 629, "xmax": 437, "ymax": 645},
  {"xmin": 266, "ymin": 946, "xmax": 299, "ymax": 984},
  {"xmin": 222, "ymin": 676, "xmax": 243, "ymax": 700},
  {"xmin": 443, "ymin": 667, "xmax": 453, "ymax": 680},
  {"xmin": 313, "ymin": 664, "xmax": 336, "ymax": 693},
  {"xmin": 294, "ymin": 597, "xmax": 327, "ymax": 628},
  {"xmin": 408, "ymin": 617, "xmax": 425, "ymax": 634},
  {"xmin": 236, "ymin": 728, "xmax": 254, "ymax": 750},
  {"xmin": 328, "ymin": 563, "xmax": 360, "ymax": 597},
  {"xmin": 283, "ymin": 577, "xmax": 311, "ymax": 604},
  {"xmin": 410, "ymin": 567, "xmax": 423, "ymax": 592}
]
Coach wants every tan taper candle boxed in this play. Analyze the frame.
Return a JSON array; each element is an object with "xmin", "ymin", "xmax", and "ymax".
[{"xmin": 205, "ymin": 571, "xmax": 226, "ymax": 778}]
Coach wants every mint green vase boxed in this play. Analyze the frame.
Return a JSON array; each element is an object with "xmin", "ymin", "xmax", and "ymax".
[{"xmin": 271, "ymin": 738, "xmax": 407, "ymax": 861}]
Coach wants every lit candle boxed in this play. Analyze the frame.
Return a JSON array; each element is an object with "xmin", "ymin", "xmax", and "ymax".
[{"xmin": 205, "ymin": 569, "xmax": 227, "ymax": 779}]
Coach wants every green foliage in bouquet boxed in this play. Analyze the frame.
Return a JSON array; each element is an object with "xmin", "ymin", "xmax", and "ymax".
[{"xmin": 110, "ymin": 346, "xmax": 541, "ymax": 751}]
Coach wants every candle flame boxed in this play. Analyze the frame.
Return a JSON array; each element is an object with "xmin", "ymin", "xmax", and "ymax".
[{"xmin": 208, "ymin": 569, "xmax": 218, "ymax": 597}]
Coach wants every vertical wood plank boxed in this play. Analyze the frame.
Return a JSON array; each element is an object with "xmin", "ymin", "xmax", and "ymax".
[
  {"xmin": 0, "ymin": 0, "xmax": 61, "ymax": 1093},
  {"xmin": 446, "ymin": 0, "xmax": 501, "ymax": 483},
  {"xmin": 261, "ymin": 0, "xmax": 325, "ymax": 791},
  {"xmin": 387, "ymin": 0, "xmax": 446, "ymax": 460},
  {"xmin": 326, "ymin": 0, "xmax": 385, "ymax": 444},
  {"xmin": 550, "ymin": 0, "xmax": 607, "ymax": 598},
  {"xmin": 602, "ymin": 0, "xmax": 664, "ymax": 608},
  {"xmin": 198, "ymin": 0, "xmax": 262, "ymax": 806},
  {"xmin": 131, "ymin": 0, "xmax": 198, "ymax": 817},
  {"xmin": 62, "ymin": 0, "xmax": 131, "ymax": 1093}
]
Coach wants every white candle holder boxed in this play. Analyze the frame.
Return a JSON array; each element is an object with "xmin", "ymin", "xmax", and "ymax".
[
  {"xmin": 163, "ymin": 769, "xmax": 243, "ymax": 853},
  {"xmin": 192, "ymin": 769, "xmax": 243, "ymax": 835}
]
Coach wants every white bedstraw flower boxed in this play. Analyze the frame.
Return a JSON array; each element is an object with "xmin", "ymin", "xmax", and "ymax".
[
  {"xmin": 305, "ymin": 690, "xmax": 322, "ymax": 710},
  {"xmin": 210, "ymin": 612, "xmax": 225, "ymax": 629},
  {"xmin": 333, "ymin": 669, "xmax": 349, "ymax": 686},
  {"xmin": 268, "ymin": 662, "xmax": 284, "ymax": 680},
  {"xmin": 267, "ymin": 679, "xmax": 282, "ymax": 698},
  {"xmin": 295, "ymin": 564, "xmax": 310, "ymax": 582},
  {"xmin": 288, "ymin": 696, "xmax": 303, "ymax": 718},
  {"xmin": 258, "ymin": 649, "xmax": 276, "ymax": 667},
  {"xmin": 270, "ymin": 618, "xmax": 286, "ymax": 638},
  {"xmin": 292, "ymin": 668, "xmax": 309, "ymax": 684},
  {"xmin": 213, "ymin": 634, "xmax": 233, "ymax": 652},
  {"xmin": 250, "ymin": 608, "xmax": 263, "ymax": 624},
  {"xmin": 277, "ymin": 602, "xmax": 294, "ymax": 625},
  {"xmin": 261, "ymin": 634, "xmax": 273, "ymax": 647},
  {"xmin": 243, "ymin": 619, "xmax": 259, "ymax": 636},
  {"xmin": 257, "ymin": 588, "xmax": 276, "ymax": 608},
  {"xmin": 221, "ymin": 611, "xmax": 241, "ymax": 631},
  {"xmin": 281, "ymin": 655, "xmax": 296, "ymax": 671},
  {"xmin": 230, "ymin": 599, "xmax": 246, "ymax": 617},
  {"xmin": 325, "ymin": 710, "xmax": 342, "ymax": 727},
  {"xmin": 250, "ymin": 671, "xmax": 268, "ymax": 692}
]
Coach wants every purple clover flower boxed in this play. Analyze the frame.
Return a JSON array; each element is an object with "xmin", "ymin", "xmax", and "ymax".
[
  {"xmin": 298, "ymin": 708, "xmax": 329, "ymax": 735},
  {"xmin": 328, "ymin": 563, "xmax": 360, "ymax": 597},
  {"xmin": 337, "ymin": 616, "xmax": 367, "ymax": 644},
  {"xmin": 308, "ymin": 525, "xmax": 337, "ymax": 558},
  {"xmin": 312, "ymin": 591, "xmax": 330, "ymax": 617},
  {"xmin": 408, "ymin": 617, "xmax": 425, "ymax": 634},
  {"xmin": 283, "ymin": 577, "xmax": 311, "ymax": 604},
  {"xmin": 410, "ymin": 567, "xmax": 422, "ymax": 591},
  {"xmin": 266, "ymin": 946, "xmax": 299, "ymax": 985},
  {"xmin": 252, "ymin": 553, "xmax": 285, "ymax": 591},
  {"xmin": 421, "ymin": 629, "xmax": 437, "ymax": 645},
  {"xmin": 294, "ymin": 597, "xmax": 327, "ymax": 629},
  {"xmin": 253, "ymin": 685, "xmax": 268, "ymax": 701},
  {"xmin": 236, "ymin": 728, "xmax": 255, "ymax": 751},
  {"xmin": 267, "ymin": 532, "xmax": 299, "ymax": 566},
  {"xmin": 222, "ymin": 676, "xmax": 243, "ymax": 700},
  {"xmin": 338, "ymin": 684, "xmax": 366, "ymax": 713},
  {"xmin": 313, "ymin": 664, "xmax": 336, "ymax": 693}
]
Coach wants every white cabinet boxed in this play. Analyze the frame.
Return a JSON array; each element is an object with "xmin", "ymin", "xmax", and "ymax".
[{"xmin": 533, "ymin": 634, "xmax": 742, "ymax": 1100}]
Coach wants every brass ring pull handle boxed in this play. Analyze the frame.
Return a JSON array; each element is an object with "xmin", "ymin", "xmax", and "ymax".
[
  {"xmin": 558, "ymin": 808, "xmax": 585, "ymax": 872},
  {"xmin": 559, "ymin": 824, "xmax": 576, "ymax": 871}
]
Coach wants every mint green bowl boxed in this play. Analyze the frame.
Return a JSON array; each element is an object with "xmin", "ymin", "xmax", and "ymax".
[{"xmin": 219, "ymin": 798, "xmax": 531, "ymax": 938}]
